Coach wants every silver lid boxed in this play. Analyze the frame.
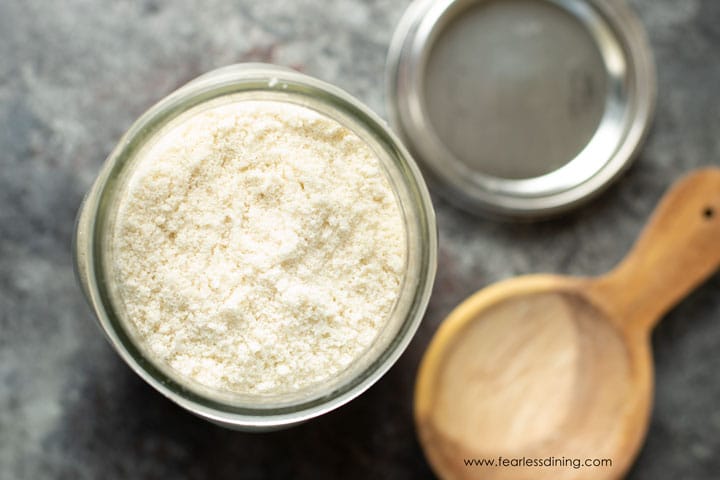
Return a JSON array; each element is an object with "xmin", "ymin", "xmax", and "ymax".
[{"xmin": 387, "ymin": 0, "xmax": 656, "ymax": 219}]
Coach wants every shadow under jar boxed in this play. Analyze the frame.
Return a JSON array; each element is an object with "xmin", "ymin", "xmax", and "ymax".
[{"xmin": 74, "ymin": 64, "xmax": 437, "ymax": 430}]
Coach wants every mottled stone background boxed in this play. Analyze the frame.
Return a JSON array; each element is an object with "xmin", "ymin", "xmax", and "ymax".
[{"xmin": 1, "ymin": 0, "xmax": 719, "ymax": 478}]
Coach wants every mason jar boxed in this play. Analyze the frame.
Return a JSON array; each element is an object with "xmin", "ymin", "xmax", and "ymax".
[{"xmin": 73, "ymin": 63, "xmax": 437, "ymax": 430}]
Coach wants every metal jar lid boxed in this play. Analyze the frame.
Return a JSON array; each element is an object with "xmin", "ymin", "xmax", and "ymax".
[{"xmin": 387, "ymin": 0, "xmax": 656, "ymax": 219}]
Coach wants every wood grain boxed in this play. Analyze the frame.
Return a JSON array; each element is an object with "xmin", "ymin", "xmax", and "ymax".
[{"xmin": 416, "ymin": 169, "xmax": 720, "ymax": 480}]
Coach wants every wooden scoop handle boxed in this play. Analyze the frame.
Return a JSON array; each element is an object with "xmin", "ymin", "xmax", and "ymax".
[{"xmin": 590, "ymin": 168, "xmax": 720, "ymax": 333}]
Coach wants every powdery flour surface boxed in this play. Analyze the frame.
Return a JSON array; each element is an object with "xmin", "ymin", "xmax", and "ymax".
[{"xmin": 112, "ymin": 100, "xmax": 406, "ymax": 395}]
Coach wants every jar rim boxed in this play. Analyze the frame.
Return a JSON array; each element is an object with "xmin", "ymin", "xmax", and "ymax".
[{"xmin": 74, "ymin": 64, "xmax": 437, "ymax": 428}]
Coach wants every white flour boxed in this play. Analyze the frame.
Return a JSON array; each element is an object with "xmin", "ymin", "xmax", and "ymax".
[{"xmin": 112, "ymin": 100, "xmax": 406, "ymax": 395}]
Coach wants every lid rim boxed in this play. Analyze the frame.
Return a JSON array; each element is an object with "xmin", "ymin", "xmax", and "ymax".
[{"xmin": 386, "ymin": 0, "xmax": 657, "ymax": 219}]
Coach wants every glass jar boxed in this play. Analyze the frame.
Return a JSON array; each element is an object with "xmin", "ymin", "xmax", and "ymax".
[{"xmin": 73, "ymin": 64, "xmax": 437, "ymax": 430}]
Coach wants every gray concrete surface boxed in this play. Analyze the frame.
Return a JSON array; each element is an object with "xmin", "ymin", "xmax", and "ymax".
[{"xmin": 1, "ymin": 0, "xmax": 719, "ymax": 478}]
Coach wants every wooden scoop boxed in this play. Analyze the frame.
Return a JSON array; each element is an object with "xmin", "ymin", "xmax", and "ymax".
[{"xmin": 416, "ymin": 169, "xmax": 720, "ymax": 480}]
